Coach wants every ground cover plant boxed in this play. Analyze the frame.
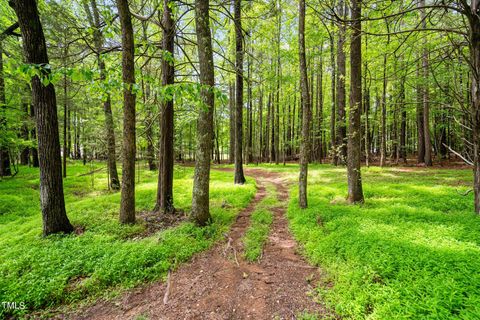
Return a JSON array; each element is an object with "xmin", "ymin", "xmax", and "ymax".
[
  {"xmin": 242, "ymin": 182, "xmax": 277, "ymax": 261},
  {"xmin": 283, "ymin": 164, "xmax": 480, "ymax": 319},
  {"xmin": 0, "ymin": 162, "xmax": 256, "ymax": 318}
]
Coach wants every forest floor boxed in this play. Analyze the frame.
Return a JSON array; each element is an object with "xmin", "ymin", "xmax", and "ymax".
[{"xmin": 69, "ymin": 168, "xmax": 332, "ymax": 320}]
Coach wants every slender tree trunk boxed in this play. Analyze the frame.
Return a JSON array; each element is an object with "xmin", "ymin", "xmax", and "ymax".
[
  {"xmin": 265, "ymin": 92, "xmax": 271, "ymax": 161},
  {"xmin": 421, "ymin": 0, "xmax": 432, "ymax": 166},
  {"xmin": 10, "ymin": 0, "xmax": 73, "ymax": 235},
  {"xmin": 0, "ymin": 40, "xmax": 11, "ymax": 176},
  {"xmin": 63, "ymin": 58, "xmax": 68, "ymax": 178},
  {"xmin": 191, "ymin": 0, "xmax": 214, "ymax": 225},
  {"xmin": 156, "ymin": 0, "xmax": 175, "ymax": 214},
  {"xmin": 329, "ymin": 27, "xmax": 336, "ymax": 164},
  {"xmin": 275, "ymin": 6, "xmax": 281, "ymax": 165},
  {"xmin": 247, "ymin": 55, "xmax": 253, "ymax": 164},
  {"xmin": 85, "ymin": 0, "xmax": 120, "ymax": 189},
  {"xmin": 234, "ymin": 0, "xmax": 246, "ymax": 184},
  {"xmin": 259, "ymin": 89, "xmax": 263, "ymax": 162},
  {"xmin": 145, "ymin": 87, "xmax": 156, "ymax": 171},
  {"xmin": 298, "ymin": 0, "xmax": 310, "ymax": 208},
  {"xmin": 117, "ymin": 0, "xmax": 136, "ymax": 224},
  {"xmin": 347, "ymin": 0, "xmax": 364, "ymax": 204},
  {"xmin": 336, "ymin": 1, "xmax": 347, "ymax": 165},
  {"xmin": 399, "ymin": 72, "xmax": 407, "ymax": 163},
  {"xmin": 380, "ymin": 52, "xmax": 388, "ymax": 167},
  {"xmin": 317, "ymin": 48, "xmax": 324, "ymax": 162},
  {"xmin": 229, "ymin": 82, "xmax": 235, "ymax": 164},
  {"xmin": 20, "ymin": 98, "xmax": 30, "ymax": 165}
]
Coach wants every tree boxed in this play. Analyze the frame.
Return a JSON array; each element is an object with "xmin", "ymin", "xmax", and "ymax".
[
  {"xmin": 233, "ymin": 0, "xmax": 246, "ymax": 184},
  {"xmin": 420, "ymin": 0, "xmax": 432, "ymax": 166},
  {"xmin": 117, "ymin": 0, "xmax": 136, "ymax": 224},
  {"xmin": 191, "ymin": 0, "xmax": 214, "ymax": 226},
  {"xmin": 9, "ymin": 0, "xmax": 74, "ymax": 235},
  {"xmin": 0, "ymin": 24, "xmax": 16, "ymax": 177},
  {"xmin": 229, "ymin": 81, "xmax": 235, "ymax": 164},
  {"xmin": 346, "ymin": 0, "xmax": 364, "ymax": 204},
  {"xmin": 84, "ymin": 0, "xmax": 120, "ymax": 190},
  {"xmin": 156, "ymin": 0, "xmax": 175, "ymax": 214},
  {"xmin": 298, "ymin": 0, "xmax": 310, "ymax": 208},
  {"xmin": 335, "ymin": 0, "xmax": 347, "ymax": 166}
]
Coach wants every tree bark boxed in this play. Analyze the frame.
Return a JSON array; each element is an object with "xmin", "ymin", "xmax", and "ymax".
[
  {"xmin": 10, "ymin": 0, "xmax": 74, "ymax": 235},
  {"xmin": 469, "ymin": 1, "xmax": 480, "ymax": 214},
  {"xmin": 191, "ymin": 0, "xmax": 214, "ymax": 226},
  {"xmin": 233, "ymin": 0, "xmax": 246, "ymax": 184},
  {"xmin": 347, "ymin": 0, "xmax": 364, "ymax": 204},
  {"xmin": 156, "ymin": 0, "xmax": 175, "ymax": 214},
  {"xmin": 117, "ymin": 0, "xmax": 136, "ymax": 224},
  {"xmin": 298, "ymin": 0, "xmax": 310, "ymax": 209}
]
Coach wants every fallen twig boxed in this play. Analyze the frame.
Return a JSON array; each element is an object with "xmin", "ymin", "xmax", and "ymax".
[{"xmin": 163, "ymin": 270, "xmax": 171, "ymax": 305}]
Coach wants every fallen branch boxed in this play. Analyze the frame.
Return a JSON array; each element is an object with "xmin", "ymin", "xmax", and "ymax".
[
  {"xmin": 442, "ymin": 143, "xmax": 473, "ymax": 166},
  {"xmin": 78, "ymin": 167, "xmax": 105, "ymax": 176},
  {"xmin": 456, "ymin": 189, "xmax": 473, "ymax": 196},
  {"xmin": 163, "ymin": 270, "xmax": 171, "ymax": 305}
]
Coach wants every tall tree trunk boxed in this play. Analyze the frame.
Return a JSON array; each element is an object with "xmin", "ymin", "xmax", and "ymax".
[
  {"xmin": 336, "ymin": 0, "xmax": 347, "ymax": 165},
  {"xmin": 298, "ymin": 0, "xmax": 310, "ymax": 208},
  {"xmin": 259, "ymin": 89, "xmax": 263, "ymax": 162},
  {"xmin": 420, "ymin": 0, "xmax": 432, "ymax": 166},
  {"xmin": 63, "ymin": 56, "xmax": 68, "ymax": 178},
  {"xmin": 316, "ymin": 47, "xmax": 324, "ymax": 162},
  {"xmin": 229, "ymin": 82, "xmax": 235, "ymax": 164},
  {"xmin": 265, "ymin": 92, "xmax": 271, "ymax": 161},
  {"xmin": 329, "ymin": 27, "xmax": 336, "ymax": 164},
  {"xmin": 234, "ymin": 0, "xmax": 246, "ymax": 184},
  {"xmin": 191, "ymin": 0, "xmax": 214, "ymax": 225},
  {"xmin": 347, "ymin": 0, "xmax": 364, "ymax": 204},
  {"xmin": 156, "ymin": 0, "xmax": 175, "ymax": 214},
  {"xmin": 270, "ymin": 89, "xmax": 276, "ymax": 162},
  {"xmin": 117, "ymin": 0, "xmax": 136, "ymax": 224},
  {"xmin": 85, "ymin": 0, "xmax": 120, "ymax": 189},
  {"xmin": 380, "ymin": 52, "xmax": 388, "ymax": 167},
  {"xmin": 469, "ymin": 1, "xmax": 480, "ymax": 214},
  {"xmin": 275, "ymin": 5, "xmax": 281, "ymax": 165},
  {"xmin": 10, "ymin": 0, "xmax": 73, "ymax": 235},
  {"xmin": 20, "ymin": 98, "xmax": 30, "ymax": 165},
  {"xmin": 0, "ymin": 40, "xmax": 11, "ymax": 176},
  {"xmin": 145, "ymin": 88, "xmax": 156, "ymax": 170},
  {"xmin": 247, "ymin": 54, "xmax": 253, "ymax": 164},
  {"xmin": 399, "ymin": 72, "xmax": 407, "ymax": 163}
]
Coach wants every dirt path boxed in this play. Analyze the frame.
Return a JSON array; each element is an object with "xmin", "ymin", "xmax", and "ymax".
[{"xmin": 70, "ymin": 168, "xmax": 330, "ymax": 320}]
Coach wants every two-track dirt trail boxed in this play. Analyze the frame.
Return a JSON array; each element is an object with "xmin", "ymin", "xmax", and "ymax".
[{"xmin": 71, "ymin": 168, "xmax": 330, "ymax": 319}]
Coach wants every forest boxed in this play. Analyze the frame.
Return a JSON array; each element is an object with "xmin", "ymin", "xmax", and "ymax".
[{"xmin": 1, "ymin": 0, "xmax": 480, "ymax": 319}]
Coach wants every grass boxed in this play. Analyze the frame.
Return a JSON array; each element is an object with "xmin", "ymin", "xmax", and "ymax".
[
  {"xmin": 0, "ymin": 161, "xmax": 256, "ymax": 319},
  {"xmin": 278, "ymin": 163, "xmax": 480, "ymax": 319},
  {"xmin": 242, "ymin": 182, "xmax": 277, "ymax": 262}
]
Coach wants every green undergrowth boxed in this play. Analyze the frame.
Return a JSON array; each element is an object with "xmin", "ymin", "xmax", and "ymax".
[
  {"xmin": 243, "ymin": 182, "xmax": 279, "ymax": 262},
  {"xmin": 283, "ymin": 164, "xmax": 480, "ymax": 319},
  {"xmin": 0, "ymin": 162, "xmax": 256, "ymax": 318}
]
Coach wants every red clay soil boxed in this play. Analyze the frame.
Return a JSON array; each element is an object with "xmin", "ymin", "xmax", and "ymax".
[{"xmin": 67, "ymin": 168, "xmax": 332, "ymax": 320}]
